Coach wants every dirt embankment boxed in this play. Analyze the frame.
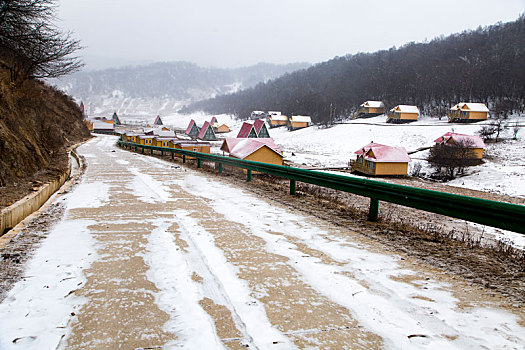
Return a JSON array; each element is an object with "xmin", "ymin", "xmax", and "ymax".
[{"xmin": 0, "ymin": 77, "xmax": 90, "ymax": 208}]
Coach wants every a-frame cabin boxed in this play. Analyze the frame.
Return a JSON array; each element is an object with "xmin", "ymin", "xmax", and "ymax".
[
  {"xmin": 197, "ymin": 121, "xmax": 218, "ymax": 141},
  {"xmin": 112, "ymin": 111, "xmax": 121, "ymax": 125},
  {"xmin": 154, "ymin": 115, "xmax": 163, "ymax": 125},
  {"xmin": 253, "ymin": 119, "xmax": 270, "ymax": 138},
  {"xmin": 185, "ymin": 119, "xmax": 200, "ymax": 139},
  {"xmin": 237, "ymin": 122, "xmax": 258, "ymax": 138}
]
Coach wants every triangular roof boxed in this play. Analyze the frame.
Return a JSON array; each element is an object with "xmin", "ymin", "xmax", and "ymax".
[
  {"xmin": 185, "ymin": 119, "xmax": 200, "ymax": 138},
  {"xmin": 354, "ymin": 142, "xmax": 411, "ymax": 163},
  {"xmin": 185, "ymin": 120, "xmax": 196, "ymax": 134},
  {"xmin": 253, "ymin": 119, "xmax": 265, "ymax": 133},
  {"xmin": 451, "ymin": 103, "xmax": 489, "ymax": 113},
  {"xmin": 433, "ymin": 132, "xmax": 485, "ymax": 148},
  {"xmin": 237, "ymin": 122, "xmax": 257, "ymax": 138},
  {"xmin": 112, "ymin": 111, "xmax": 121, "ymax": 125},
  {"xmin": 197, "ymin": 121, "xmax": 217, "ymax": 140},
  {"xmin": 154, "ymin": 115, "xmax": 163, "ymax": 125},
  {"xmin": 221, "ymin": 138, "xmax": 282, "ymax": 159},
  {"xmin": 253, "ymin": 119, "xmax": 269, "ymax": 138},
  {"xmin": 210, "ymin": 116, "xmax": 217, "ymax": 125},
  {"xmin": 360, "ymin": 101, "xmax": 384, "ymax": 108},
  {"xmin": 390, "ymin": 105, "xmax": 420, "ymax": 114}
]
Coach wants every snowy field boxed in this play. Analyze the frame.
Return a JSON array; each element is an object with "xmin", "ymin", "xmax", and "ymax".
[{"xmin": 161, "ymin": 112, "xmax": 525, "ymax": 199}]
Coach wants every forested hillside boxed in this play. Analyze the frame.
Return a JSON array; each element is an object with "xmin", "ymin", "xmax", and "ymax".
[{"xmin": 182, "ymin": 15, "xmax": 525, "ymax": 122}]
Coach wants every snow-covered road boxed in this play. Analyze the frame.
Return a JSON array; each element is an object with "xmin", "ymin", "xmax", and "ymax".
[{"xmin": 0, "ymin": 135, "xmax": 523, "ymax": 349}]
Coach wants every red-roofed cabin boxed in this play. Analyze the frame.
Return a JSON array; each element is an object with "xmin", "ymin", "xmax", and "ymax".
[
  {"xmin": 237, "ymin": 122, "xmax": 258, "ymax": 138},
  {"xmin": 253, "ymin": 119, "xmax": 270, "ymax": 138},
  {"xmin": 352, "ymin": 142, "xmax": 411, "ymax": 176},
  {"xmin": 154, "ymin": 115, "xmax": 163, "ymax": 125},
  {"xmin": 433, "ymin": 132, "xmax": 485, "ymax": 159},
  {"xmin": 197, "ymin": 121, "xmax": 217, "ymax": 141},
  {"xmin": 221, "ymin": 138, "xmax": 283, "ymax": 168},
  {"xmin": 185, "ymin": 119, "xmax": 200, "ymax": 139}
]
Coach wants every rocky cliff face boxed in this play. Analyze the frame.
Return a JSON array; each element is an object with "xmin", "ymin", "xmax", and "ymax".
[{"xmin": 0, "ymin": 78, "xmax": 90, "ymax": 201}]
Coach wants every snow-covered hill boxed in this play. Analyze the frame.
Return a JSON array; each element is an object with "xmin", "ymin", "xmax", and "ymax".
[{"xmin": 51, "ymin": 62, "xmax": 310, "ymax": 117}]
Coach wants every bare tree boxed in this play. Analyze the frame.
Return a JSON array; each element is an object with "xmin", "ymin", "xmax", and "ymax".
[
  {"xmin": 489, "ymin": 118, "xmax": 506, "ymax": 142},
  {"xmin": 427, "ymin": 140, "xmax": 479, "ymax": 180},
  {"xmin": 478, "ymin": 125, "xmax": 497, "ymax": 141},
  {"xmin": 0, "ymin": 0, "xmax": 83, "ymax": 82}
]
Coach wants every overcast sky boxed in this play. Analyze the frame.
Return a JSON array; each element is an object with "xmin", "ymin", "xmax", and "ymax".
[{"xmin": 57, "ymin": 0, "xmax": 524, "ymax": 70}]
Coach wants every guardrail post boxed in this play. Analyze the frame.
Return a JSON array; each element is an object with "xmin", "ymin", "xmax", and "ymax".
[
  {"xmin": 247, "ymin": 169, "xmax": 252, "ymax": 181},
  {"xmin": 161, "ymin": 150, "xmax": 164, "ymax": 156},
  {"xmin": 141, "ymin": 147, "xmax": 144, "ymax": 154},
  {"xmin": 290, "ymin": 179, "xmax": 296, "ymax": 195},
  {"xmin": 218, "ymin": 163, "xmax": 223, "ymax": 173},
  {"xmin": 197, "ymin": 158, "xmax": 201, "ymax": 168},
  {"xmin": 183, "ymin": 155, "xmax": 186, "ymax": 163},
  {"xmin": 368, "ymin": 198, "xmax": 379, "ymax": 222},
  {"xmin": 150, "ymin": 149, "xmax": 153, "ymax": 155},
  {"xmin": 171, "ymin": 152, "xmax": 174, "ymax": 160}
]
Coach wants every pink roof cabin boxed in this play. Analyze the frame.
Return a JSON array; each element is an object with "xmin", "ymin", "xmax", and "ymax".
[
  {"xmin": 433, "ymin": 132, "xmax": 485, "ymax": 159},
  {"xmin": 185, "ymin": 119, "xmax": 200, "ymax": 138},
  {"xmin": 353, "ymin": 142, "xmax": 411, "ymax": 176},
  {"xmin": 237, "ymin": 122, "xmax": 258, "ymax": 138},
  {"xmin": 210, "ymin": 116, "xmax": 217, "ymax": 124},
  {"xmin": 197, "ymin": 121, "xmax": 218, "ymax": 141},
  {"xmin": 220, "ymin": 138, "xmax": 283, "ymax": 166},
  {"xmin": 253, "ymin": 119, "xmax": 270, "ymax": 138}
]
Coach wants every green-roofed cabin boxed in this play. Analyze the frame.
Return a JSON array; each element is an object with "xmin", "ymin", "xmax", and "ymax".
[{"xmin": 112, "ymin": 112, "xmax": 121, "ymax": 125}]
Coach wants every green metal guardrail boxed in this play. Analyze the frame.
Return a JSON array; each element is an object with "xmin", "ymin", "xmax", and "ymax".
[{"xmin": 118, "ymin": 140, "xmax": 525, "ymax": 234}]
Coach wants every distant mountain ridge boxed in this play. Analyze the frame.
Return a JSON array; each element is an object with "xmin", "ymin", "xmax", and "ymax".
[{"xmin": 53, "ymin": 61, "xmax": 310, "ymax": 117}]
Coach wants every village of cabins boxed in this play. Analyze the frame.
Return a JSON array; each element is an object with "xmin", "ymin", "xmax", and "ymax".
[{"xmin": 84, "ymin": 100, "xmax": 489, "ymax": 177}]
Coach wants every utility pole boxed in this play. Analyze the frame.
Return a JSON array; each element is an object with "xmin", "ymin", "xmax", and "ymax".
[{"xmin": 329, "ymin": 103, "xmax": 333, "ymax": 125}]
